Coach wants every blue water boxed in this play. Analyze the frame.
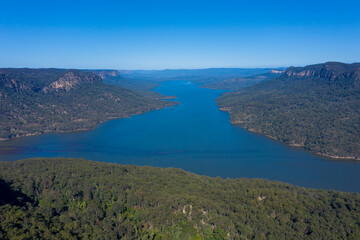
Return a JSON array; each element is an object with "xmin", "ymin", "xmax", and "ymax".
[{"xmin": 1, "ymin": 81, "xmax": 360, "ymax": 192}]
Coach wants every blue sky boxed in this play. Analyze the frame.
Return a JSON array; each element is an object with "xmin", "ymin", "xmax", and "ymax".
[{"xmin": 1, "ymin": 0, "xmax": 359, "ymax": 69}]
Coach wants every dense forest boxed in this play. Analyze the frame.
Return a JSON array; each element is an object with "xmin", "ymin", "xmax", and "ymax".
[
  {"xmin": 217, "ymin": 62, "xmax": 360, "ymax": 160},
  {"xmin": 201, "ymin": 71, "xmax": 283, "ymax": 90},
  {"xmin": 1, "ymin": 158, "xmax": 360, "ymax": 239},
  {"xmin": 0, "ymin": 68, "xmax": 175, "ymax": 139}
]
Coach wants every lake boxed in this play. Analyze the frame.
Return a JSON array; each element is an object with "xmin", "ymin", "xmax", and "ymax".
[{"xmin": 1, "ymin": 81, "xmax": 360, "ymax": 192}]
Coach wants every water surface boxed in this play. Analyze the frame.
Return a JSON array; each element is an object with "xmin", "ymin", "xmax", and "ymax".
[{"xmin": 1, "ymin": 81, "xmax": 360, "ymax": 192}]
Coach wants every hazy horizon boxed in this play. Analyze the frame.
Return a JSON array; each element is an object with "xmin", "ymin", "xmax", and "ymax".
[
  {"xmin": 0, "ymin": 66, "xmax": 284, "ymax": 71},
  {"xmin": 1, "ymin": 62, "xmax": 359, "ymax": 71}
]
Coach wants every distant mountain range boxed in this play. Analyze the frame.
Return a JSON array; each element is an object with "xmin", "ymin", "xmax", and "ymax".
[
  {"xmin": 118, "ymin": 68, "xmax": 279, "ymax": 83},
  {"xmin": 217, "ymin": 62, "xmax": 360, "ymax": 160},
  {"xmin": 0, "ymin": 68, "xmax": 175, "ymax": 139},
  {"xmin": 201, "ymin": 70, "xmax": 284, "ymax": 90}
]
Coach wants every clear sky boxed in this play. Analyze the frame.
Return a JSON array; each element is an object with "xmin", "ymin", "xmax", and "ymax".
[{"xmin": 1, "ymin": 0, "xmax": 359, "ymax": 69}]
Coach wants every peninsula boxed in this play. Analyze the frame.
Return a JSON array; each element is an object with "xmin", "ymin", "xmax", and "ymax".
[{"xmin": 217, "ymin": 62, "xmax": 360, "ymax": 160}]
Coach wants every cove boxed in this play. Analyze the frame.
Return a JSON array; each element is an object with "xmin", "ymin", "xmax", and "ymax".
[{"xmin": 1, "ymin": 81, "xmax": 360, "ymax": 193}]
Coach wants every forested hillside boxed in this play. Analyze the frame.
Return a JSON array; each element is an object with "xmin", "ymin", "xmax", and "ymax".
[
  {"xmin": 0, "ymin": 68, "xmax": 175, "ymax": 139},
  {"xmin": 217, "ymin": 62, "xmax": 360, "ymax": 159},
  {"xmin": 1, "ymin": 158, "xmax": 360, "ymax": 239}
]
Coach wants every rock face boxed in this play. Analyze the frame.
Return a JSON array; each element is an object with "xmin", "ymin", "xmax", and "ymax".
[
  {"xmin": 285, "ymin": 62, "xmax": 360, "ymax": 81},
  {"xmin": 97, "ymin": 70, "xmax": 120, "ymax": 79},
  {"xmin": 270, "ymin": 69, "xmax": 284, "ymax": 74},
  {"xmin": 286, "ymin": 69, "xmax": 316, "ymax": 77},
  {"xmin": 42, "ymin": 71, "xmax": 101, "ymax": 93}
]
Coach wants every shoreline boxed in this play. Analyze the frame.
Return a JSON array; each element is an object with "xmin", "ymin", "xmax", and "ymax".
[
  {"xmin": 0, "ymin": 102, "xmax": 178, "ymax": 141},
  {"xmin": 219, "ymin": 107, "xmax": 360, "ymax": 161}
]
